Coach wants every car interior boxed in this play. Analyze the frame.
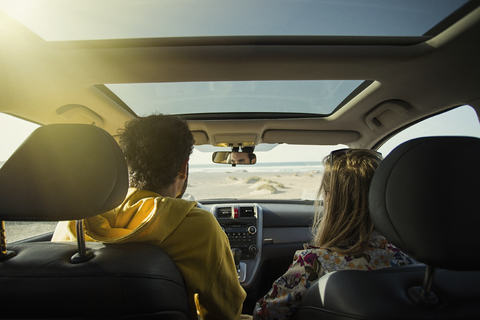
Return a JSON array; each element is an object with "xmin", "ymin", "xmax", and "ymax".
[
  {"xmin": 0, "ymin": 124, "xmax": 191, "ymax": 319},
  {"xmin": 292, "ymin": 136, "xmax": 480, "ymax": 319},
  {"xmin": 1, "ymin": 1, "xmax": 480, "ymax": 319}
]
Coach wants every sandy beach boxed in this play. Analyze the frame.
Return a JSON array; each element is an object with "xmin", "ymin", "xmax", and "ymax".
[
  {"xmin": 186, "ymin": 169, "xmax": 323, "ymax": 201},
  {"xmin": 5, "ymin": 221, "xmax": 57, "ymax": 243}
]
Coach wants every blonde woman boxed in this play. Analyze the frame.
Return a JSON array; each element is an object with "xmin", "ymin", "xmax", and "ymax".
[{"xmin": 253, "ymin": 149, "xmax": 415, "ymax": 320}]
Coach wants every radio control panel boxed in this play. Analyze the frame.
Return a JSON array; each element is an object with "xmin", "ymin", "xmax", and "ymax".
[
  {"xmin": 222, "ymin": 223, "xmax": 258, "ymax": 259},
  {"xmin": 212, "ymin": 204, "xmax": 261, "ymax": 260}
]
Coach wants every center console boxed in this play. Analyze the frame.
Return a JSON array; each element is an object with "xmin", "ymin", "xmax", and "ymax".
[{"xmin": 211, "ymin": 203, "xmax": 262, "ymax": 287}]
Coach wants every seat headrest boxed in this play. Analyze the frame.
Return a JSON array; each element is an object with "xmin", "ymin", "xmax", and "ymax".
[
  {"xmin": 369, "ymin": 136, "xmax": 480, "ymax": 271},
  {"xmin": 0, "ymin": 124, "xmax": 128, "ymax": 221}
]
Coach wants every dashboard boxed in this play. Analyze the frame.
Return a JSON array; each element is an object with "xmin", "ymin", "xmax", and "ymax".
[{"xmin": 202, "ymin": 200, "xmax": 316, "ymax": 313}]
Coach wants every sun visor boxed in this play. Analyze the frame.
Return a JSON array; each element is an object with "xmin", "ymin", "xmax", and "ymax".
[
  {"xmin": 192, "ymin": 131, "xmax": 209, "ymax": 145},
  {"xmin": 262, "ymin": 130, "xmax": 359, "ymax": 145}
]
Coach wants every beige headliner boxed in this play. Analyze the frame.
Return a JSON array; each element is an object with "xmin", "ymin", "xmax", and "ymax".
[{"xmin": 1, "ymin": 7, "xmax": 480, "ymax": 149}]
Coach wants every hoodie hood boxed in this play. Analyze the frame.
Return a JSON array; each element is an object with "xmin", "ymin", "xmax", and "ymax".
[{"xmin": 83, "ymin": 188, "xmax": 197, "ymax": 244}]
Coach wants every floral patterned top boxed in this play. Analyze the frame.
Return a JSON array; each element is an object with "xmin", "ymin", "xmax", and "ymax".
[{"xmin": 253, "ymin": 233, "xmax": 416, "ymax": 320}]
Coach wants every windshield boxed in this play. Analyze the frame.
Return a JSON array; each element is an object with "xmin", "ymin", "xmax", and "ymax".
[{"xmin": 186, "ymin": 144, "xmax": 345, "ymax": 201}]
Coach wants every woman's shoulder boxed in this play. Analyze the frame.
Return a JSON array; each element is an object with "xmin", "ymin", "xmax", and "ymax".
[
  {"xmin": 297, "ymin": 244, "xmax": 331, "ymax": 257},
  {"xmin": 294, "ymin": 245, "xmax": 341, "ymax": 265},
  {"xmin": 295, "ymin": 240, "xmax": 415, "ymax": 272},
  {"xmin": 295, "ymin": 245, "xmax": 369, "ymax": 273}
]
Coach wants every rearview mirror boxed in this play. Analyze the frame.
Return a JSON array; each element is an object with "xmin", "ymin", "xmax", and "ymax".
[{"xmin": 212, "ymin": 152, "xmax": 257, "ymax": 166}]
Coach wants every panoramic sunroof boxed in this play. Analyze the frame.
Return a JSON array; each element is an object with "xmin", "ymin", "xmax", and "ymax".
[
  {"xmin": 103, "ymin": 80, "xmax": 366, "ymax": 118},
  {"xmin": 0, "ymin": 0, "xmax": 470, "ymax": 41}
]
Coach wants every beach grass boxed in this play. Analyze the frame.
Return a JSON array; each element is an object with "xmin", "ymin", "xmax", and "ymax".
[{"xmin": 255, "ymin": 184, "xmax": 278, "ymax": 193}]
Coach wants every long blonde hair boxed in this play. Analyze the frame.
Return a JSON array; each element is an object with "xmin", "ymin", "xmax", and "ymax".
[{"xmin": 312, "ymin": 149, "xmax": 382, "ymax": 255}]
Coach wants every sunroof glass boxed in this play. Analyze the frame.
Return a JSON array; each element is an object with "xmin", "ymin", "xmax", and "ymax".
[
  {"xmin": 104, "ymin": 80, "xmax": 365, "ymax": 117},
  {"xmin": 0, "ymin": 0, "xmax": 469, "ymax": 41}
]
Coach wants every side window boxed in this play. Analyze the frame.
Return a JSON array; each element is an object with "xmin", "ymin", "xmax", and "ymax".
[
  {"xmin": 378, "ymin": 105, "xmax": 480, "ymax": 156},
  {"xmin": 0, "ymin": 113, "xmax": 40, "ymax": 167},
  {"xmin": 0, "ymin": 114, "xmax": 56, "ymax": 243}
]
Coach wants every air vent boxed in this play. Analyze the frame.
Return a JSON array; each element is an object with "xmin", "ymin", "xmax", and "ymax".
[
  {"xmin": 240, "ymin": 207, "xmax": 255, "ymax": 218},
  {"xmin": 217, "ymin": 207, "xmax": 232, "ymax": 218}
]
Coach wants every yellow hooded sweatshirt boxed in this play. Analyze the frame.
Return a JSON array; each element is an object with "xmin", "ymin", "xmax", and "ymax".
[{"xmin": 52, "ymin": 188, "xmax": 246, "ymax": 320}]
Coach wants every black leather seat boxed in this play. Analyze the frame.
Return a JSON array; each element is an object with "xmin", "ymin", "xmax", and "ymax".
[
  {"xmin": 292, "ymin": 136, "xmax": 480, "ymax": 320},
  {"xmin": 0, "ymin": 124, "xmax": 190, "ymax": 319}
]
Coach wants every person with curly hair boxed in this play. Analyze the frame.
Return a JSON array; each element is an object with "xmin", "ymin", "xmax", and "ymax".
[{"xmin": 53, "ymin": 114, "xmax": 246, "ymax": 320}]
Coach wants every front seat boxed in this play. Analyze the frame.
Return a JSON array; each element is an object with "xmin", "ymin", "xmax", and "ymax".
[
  {"xmin": 0, "ymin": 124, "xmax": 190, "ymax": 319},
  {"xmin": 292, "ymin": 136, "xmax": 480, "ymax": 319}
]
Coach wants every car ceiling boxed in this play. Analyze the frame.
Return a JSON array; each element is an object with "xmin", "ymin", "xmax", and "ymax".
[{"xmin": 1, "ymin": 4, "xmax": 480, "ymax": 149}]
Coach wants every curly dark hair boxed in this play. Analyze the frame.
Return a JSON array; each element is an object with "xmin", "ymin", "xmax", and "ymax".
[{"xmin": 118, "ymin": 114, "xmax": 195, "ymax": 191}]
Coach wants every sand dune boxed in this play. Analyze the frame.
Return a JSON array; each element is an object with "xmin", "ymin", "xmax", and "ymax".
[{"xmin": 186, "ymin": 170, "xmax": 322, "ymax": 201}]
